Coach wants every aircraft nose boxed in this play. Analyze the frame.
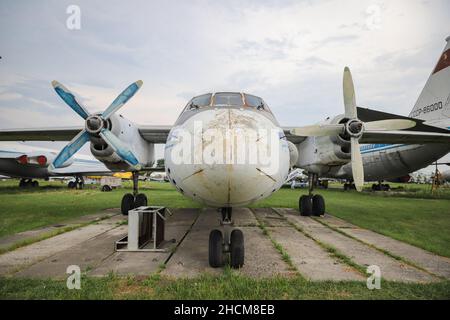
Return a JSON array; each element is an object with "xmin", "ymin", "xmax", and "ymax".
[
  {"xmin": 166, "ymin": 108, "xmax": 288, "ymax": 206},
  {"xmin": 184, "ymin": 163, "xmax": 279, "ymax": 206}
]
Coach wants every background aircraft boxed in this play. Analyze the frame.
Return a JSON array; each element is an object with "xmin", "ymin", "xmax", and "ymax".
[
  {"xmin": 293, "ymin": 36, "xmax": 450, "ymax": 191},
  {"xmin": 0, "ymin": 142, "xmax": 111, "ymax": 188},
  {"xmin": 1, "ymin": 38, "xmax": 449, "ymax": 269}
]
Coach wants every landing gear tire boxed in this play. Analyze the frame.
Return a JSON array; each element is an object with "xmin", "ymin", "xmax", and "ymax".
[
  {"xmin": 134, "ymin": 193, "xmax": 148, "ymax": 208},
  {"xmin": 229, "ymin": 229, "xmax": 244, "ymax": 269},
  {"xmin": 312, "ymin": 194, "xmax": 325, "ymax": 216},
  {"xmin": 19, "ymin": 179, "xmax": 26, "ymax": 188},
  {"xmin": 101, "ymin": 185, "xmax": 112, "ymax": 192},
  {"xmin": 209, "ymin": 229, "xmax": 224, "ymax": 268},
  {"xmin": 68, "ymin": 181, "xmax": 76, "ymax": 189},
  {"xmin": 31, "ymin": 180, "xmax": 39, "ymax": 188},
  {"xmin": 121, "ymin": 193, "xmax": 135, "ymax": 216},
  {"xmin": 300, "ymin": 195, "xmax": 313, "ymax": 216}
]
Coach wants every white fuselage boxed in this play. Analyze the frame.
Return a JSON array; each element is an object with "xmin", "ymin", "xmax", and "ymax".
[{"xmin": 164, "ymin": 107, "xmax": 290, "ymax": 207}]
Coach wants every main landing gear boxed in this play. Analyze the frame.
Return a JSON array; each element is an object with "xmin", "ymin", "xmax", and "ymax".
[
  {"xmin": 209, "ymin": 207, "xmax": 245, "ymax": 269},
  {"xmin": 68, "ymin": 176, "xmax": 84, "ymax": 189},
  {"xmin": 121, "ymin": 171, "xmax": 148, "ymax": 215},
  {"xmin": 19, "ymin": 179, "xmax": 39, "ymax": 188},
  {"xmin": 372, "ymin": 181, "xmax": 390, "ymax": 191},
  {"xmin": 343, "ymin": 182, "xmax": 356, "ymax": 190},
  {"xmin": 298, "ymin": 173, "xmax": 325, "ymax": 216}
]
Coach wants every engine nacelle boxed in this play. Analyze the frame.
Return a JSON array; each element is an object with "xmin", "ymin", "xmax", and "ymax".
[
  {"xmin": 88, "ymin": 114, "xmax": 154, "ymax": 170},
  {"xmin": 16, "ymin": 151, "xmax": 73, "ymax": 168},
  {"xmin": 296, "ymin": 114, "xmax": 351, "ymax": 173}
]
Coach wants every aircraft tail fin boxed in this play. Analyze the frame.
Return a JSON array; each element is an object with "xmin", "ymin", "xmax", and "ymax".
[{"xmin": 409, "ymin": 36, "xmax": 450, "ymax": 124}]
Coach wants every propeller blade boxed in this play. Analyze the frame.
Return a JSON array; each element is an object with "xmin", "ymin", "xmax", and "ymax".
[
  {"xmin": 49, "ymin": 130, "xmax": 90, "ymax": 170},
  {"xmin": 343, "ymin": 67, "xmax": 357, "ymax": 119},
  {"xmin": 99, "ymin": 129, "xmax": 141, "ymax": 168},
  {"xmin": 51, "ymin": 81, "xmax": 90, "ymax": 119},
  {"xmin": 350, "ymin": 137, "xmax": 364, "ymax": 192},
  {"xmin": 364, "ymin": 119, "xmax": 416, "ymax": 131},
  {"xmin": 102, "ymin": 80, "xmax": 143, "ymax": 119},
  {"xmin": 290, "ymin": 124, "xmax": 344, "ymax": 137}
]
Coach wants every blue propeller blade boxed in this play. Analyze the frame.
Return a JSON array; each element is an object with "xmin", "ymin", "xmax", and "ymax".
[
  {"xmin": 99, "ymin": 129, "xmax": 140, "ymax": 168},
  {"xmin": 52, "ymin": 81, "xmax": 90, "ymax": 119},
  {"xmin": 102, "ymin": 80, "xmax": 143, "ymax": 119},
  {"xmin": 49, "ymin": 130, "xmax": 90, "ymax": 170}
]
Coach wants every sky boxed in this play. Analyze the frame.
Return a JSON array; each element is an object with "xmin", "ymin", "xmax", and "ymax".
[{"xmin": 0, "ymin": 0, "xmax": 449, "ymax": 168}]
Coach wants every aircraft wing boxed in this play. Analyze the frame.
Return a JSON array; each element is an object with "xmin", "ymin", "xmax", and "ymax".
[
  {"xmin": 0, "ymin": 127, "xmax": 82, "ymax": 141},
  {"xmin": 0, "ymin": 125, "xmax": 173, "ymax": 143},
  {"xmin": 0, "ymin": 150, "xmax": 23, "ymax": 159},
  {"xmin": 357, "ymin": 107, "xmax": 450, "ymax": 144},
  {"xmin": 360, "ymin": 130, "xmax": 450, "ymax": 144},
  {"xmin": 49, "ymin": 160, "xmax": 112, "ymax": 176},
  {"xmin": 282, "ymin": 128, "xmax": 308, "ymax": 144},
  {"xmin": 137, "ymin": 125, "xmax": 172, "ymax": 143}
]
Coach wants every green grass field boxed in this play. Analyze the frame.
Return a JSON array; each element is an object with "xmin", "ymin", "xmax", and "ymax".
[{"xmin": 0, "ymin": 179, "xmax": 449, "ymax": 300}]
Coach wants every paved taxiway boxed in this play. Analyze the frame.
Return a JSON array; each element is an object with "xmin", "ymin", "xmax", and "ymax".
[{"xmin": 0, "ymin": 207, "xmax": 449, "ymax": 282}]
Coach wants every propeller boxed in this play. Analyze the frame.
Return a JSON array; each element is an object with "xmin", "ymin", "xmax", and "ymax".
[
  {"xmin": 49, "ymin": 80, "xmax": 143, "ymax": 171},
  {"xmin": 290, "ymin": 67, "xmax": 416, "ymax": 191}
]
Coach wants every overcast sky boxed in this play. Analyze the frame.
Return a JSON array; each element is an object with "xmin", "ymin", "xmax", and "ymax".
[{"xmin": 0, "ymin": 0, "xmax": 449, "ymax": 166}]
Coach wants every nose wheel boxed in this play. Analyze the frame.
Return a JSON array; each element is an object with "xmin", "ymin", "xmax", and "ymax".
[
  {"xmin": 121, "ymin": 171, "xmax": 148, "ymax": 215},
  {"xmin": 298, "ymin": 173, "xmax": 326, "ymax": 216},
  {"xmin": 208, "ymin": 208, "xmax": 245, "ymax": 269}
]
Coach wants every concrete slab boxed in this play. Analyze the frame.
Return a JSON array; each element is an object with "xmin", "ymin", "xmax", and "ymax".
[
  {"xmin": 15, "ymin": 226, "xmax": 127, "ymax": 279},
  {"xmin": 251, "ymin": 207, "xmax": 290, "ymax": 227},
  {"xmin": 320, "ymin": 214, "xmax": 450, "ymax": 279},
  {"xmin": 0, "ymin": 209, "xmax": 120, "ymax": 251},
  {"xmin": 235, "ymin": 226, "xmax": 293, "ymax": 278},
  {"xmin": 164, "ymin": 208, "xmax": 293, "ymax": 278},
  {"xmin": 0, "ymin": 217, "xmax": 123, "ymax": 276},
  {"xmin": 232, "ymin": 207, "xmax": 258, "ymax": 227},
  {"xmin": 268, "ymin": 226, "xmax": 363, "ymax": 281},
  {"xmin": 162, "ymin": 208, "xmax": 222, "ymax": 278},
  {"xmin": 89, "ymin": 208, "xmax": 199, "ymax": 276},
  {"xmin": 279, "ymin": 208, "xmax": 438, "ymax": 283}
]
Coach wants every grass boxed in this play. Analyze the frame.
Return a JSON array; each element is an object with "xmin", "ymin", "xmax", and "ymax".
[
  {"xmin": 0, "ymin": 274, "xmax": 449, "ymax": 300},
  {"xmin": 0, "ymin": 179, "xmax": 449, "ymax": 299},
  {"xmin": 255, "ymin": 185, "xmax": 450, "ymax": 258},
  {"xmin": 0, "ymin": 180, "xmax": 201, "ymax": 238},
  {"xmin": 0, "ymin": 179, "xmax": 449, "ymax": 257}
]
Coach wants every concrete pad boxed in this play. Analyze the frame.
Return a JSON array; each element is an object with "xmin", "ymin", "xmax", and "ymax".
[
  {"xmin": 0, "ymin": 217, "xmax": 121, "ymax": 276},
  {"xmin": 232, "ymin": 208, "xmax": 258, "ymax": 227},
  {"xmin": 251, "ymin": 207, "xmax": 290, "ymax": 227},
  {"xmin": 268, "ymin": 226, "xmax": 363, "ymax": 281},
  {"xmin": 15, "ymin": 226, "xmax": 127, "ymax": 279},
  {"xmin": 235, "ymin": 227, "xmax": 293, "ymax": 278},
  {"xmin": 164, "ymin": 208, "xmax": 293, "ymax": 278},
  {"xmin": 89, "ymin": 208, "xmax": 199, "ymax": 277},
  {"xmin": 279, "ymin": 208, "xmax": 438, "ymax": 283},
  {"xmin": 162, "ymin": 208, "xmax": 222, "ymax": 278},
  {"xmin": 0, "ymin": 209, "xmax": 120, "ymax": 251},
  {"xmin": 320, "ymin": 214, "xmax": 450, "ymax": 279}
]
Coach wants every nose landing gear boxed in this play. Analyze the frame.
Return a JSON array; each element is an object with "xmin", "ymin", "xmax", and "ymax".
[
  {"xmin": 298, "ymin": 173, "xmax": 325, "ymax": 216},
  {"xmin": 208, "ymin": 207, "xmax": 245, "ymax": 269},
  {"xmin": 121, "ymin": 171, "xmax": 148, "ymax": 215}
]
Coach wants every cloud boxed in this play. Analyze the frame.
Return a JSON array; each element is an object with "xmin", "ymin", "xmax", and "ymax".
[{"xmin": 0, "ymin": 0, "xmax": 449, "ymax": 162}]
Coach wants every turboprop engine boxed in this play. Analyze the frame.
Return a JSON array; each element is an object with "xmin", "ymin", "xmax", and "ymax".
[
  {"xmin": 291, "ymin": 67, "xmax": 416, "ymax": 191},
  {"xmin": 48, "ymin": 80, "xmax": 151, "ymax": 172}
]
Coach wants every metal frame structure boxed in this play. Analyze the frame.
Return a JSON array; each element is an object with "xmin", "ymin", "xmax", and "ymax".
[{"xmin": 115, "ymin": 206, "xmax": 174, "ymax": 252}]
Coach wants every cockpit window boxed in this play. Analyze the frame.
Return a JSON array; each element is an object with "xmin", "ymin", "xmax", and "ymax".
[
  {"xmin": 244, "ymin": 94, "xmax": 264, "ymax": 109},
  {"xmin": 213, "ymin": 93, "xmax": 243, "ymax": 106},
  {"xmin": 188, "ymin": 93, "xmax": 212, "ymax": 109}
]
